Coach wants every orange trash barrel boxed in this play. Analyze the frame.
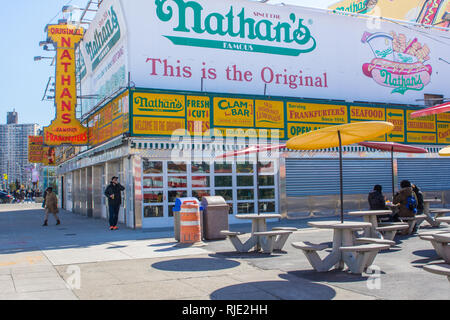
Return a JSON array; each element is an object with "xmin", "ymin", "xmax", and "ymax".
[{"xmin": 180, "ymin": 202, "xmax": 202, "ymax": 244}]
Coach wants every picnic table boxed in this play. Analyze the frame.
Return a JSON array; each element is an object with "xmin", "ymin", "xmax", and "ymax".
[
  {"xmin": 292, "ymin": 221, "xmax": 389, "ymax": 274},
  {"xmin": 423, "ymin": 199, "xmax": 442, "ymax": 227},
  {"xmin": 427, "ymin": 208, "xmax": 450, "ymax": 227},
  {"xmin": 348, "ymin": 210, "xmax": 408, "ymax": 241},
  {"xmin": 221, "ymin": 214, "xmax": 294, "ymax": 253},
  {"xmin": 420, "ymin": 232, "xmax": 450, "ymax": 263}
]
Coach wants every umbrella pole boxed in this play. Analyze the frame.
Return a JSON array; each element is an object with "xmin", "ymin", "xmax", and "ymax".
[
  {"xmin": 338, "ymin": 131, "xmax": 344, "ymax": 223},
  {"xmin": 391, "ymin": 147, "xmax": 395, "ymax": 199}
]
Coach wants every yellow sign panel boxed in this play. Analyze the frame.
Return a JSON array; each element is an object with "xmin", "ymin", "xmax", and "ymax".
[
  {"xmin": 437, "ymin": 113, "xmax": 450, "ymax": 122},
  {"xmin": 350, "ymin": 106, "xmax": 385, "ymax": 121},
  {"xmin": 112, "ymin": 117, "xmax": 124, "ymax": 137},
  {"xmin": 288, "ymin": 123, "xmax": 332, "ymax": 139},
  {"xmin": 187, "ymin": 96, "xmax": 211, "ymax": 136},
  {"xmin": 287, "ymin": 103, "xmax": 347, "ymax": 124},
  {"xmin": 44, "ymin": 23, "xmax": 88, "ymax": 146},
  {"xmin": 133, "ymin": 93, "xmax": 185, "ymax": 117},
  {"xmin": 406, "ymin": 111, "xmax": 436, "ymax": 132},
  {"xmin": 28, "ymin": 136, "xmax": 44, "ymax": 163},
  {"xmin": 255, "ymin": 100, "xmax": 284, "ymax": 129},
  {"xmin": 407, "ymin": 132, "xmax": 437, "ymax": 144},
  {"xmin": 214, "ymin": 98, "xmax": 254, "ymax": 128},
  {"xmin": 213, "ymin": 128, "xmax": 283, "ymax": 139},
  {"xmin": 42, "ymin": 147, "xmax": 56, "ymax": 166},
  {"xmin": 437, "ymin": 123, "xmax": 450, "ymax": 144},
  {"xmin": 386, "ymin": 109, "xmax": 405, "ymax": 142},
  {"xmin": 133, "ymin": 117, "xmax": 185, "ymax": 136}
]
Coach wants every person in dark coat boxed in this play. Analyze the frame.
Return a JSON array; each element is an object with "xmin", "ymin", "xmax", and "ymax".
[
  {"xmin": 393, "ymin": 180, "xmax": 417, "ymax": 218},
  {"xmin": 43, "ymin": 187, "xmax": 60, "ymax": 226},
  {"xmin": 104, "ymin": 176, "xmax": 125, "ymax": 230},
  {"xmin": 368, "ymin": 185, "xmax": 390, "ymax": 221}
]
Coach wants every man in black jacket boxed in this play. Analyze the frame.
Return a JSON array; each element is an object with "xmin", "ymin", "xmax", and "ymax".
[{"xmin": 104, "ymin": 176, "xmax": 125, "ymax": 230}]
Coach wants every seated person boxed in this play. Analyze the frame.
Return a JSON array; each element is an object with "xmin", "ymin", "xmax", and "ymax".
[
  {"xmin": 393, "ymin": 180, "xmax": 418, "ymax": 221},
  {"xmin": 368, "ymin": 185, "xmax": 389, "ymax": 222}
]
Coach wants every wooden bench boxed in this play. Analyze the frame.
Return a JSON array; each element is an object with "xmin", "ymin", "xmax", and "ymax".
[
  {"xmin": 253, "ymin": 230, "xmax": 294, "ymax": 253},
  {"xmin": 423, "ymin": 263, "xmax": 450, "ymax": 282},
  {"xmin": 376, "ymin": 223, "xmax": 409, "ymax": 240},
  {"xmin": 340, "ymin": 244, "xmax": 390, "ymax": 274},
  {"xmin": 220, "ymin": 230, "xmax": 257, "ymax": 253},
  {"xmin": 398, "ymin": 214, "xmax": 427, "ymax": 235},
  {"xmin": 292, "ymin": 241, "xmax": 331, "ymax": 272}
]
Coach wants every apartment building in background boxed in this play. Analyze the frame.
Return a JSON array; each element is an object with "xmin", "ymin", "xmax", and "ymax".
[{"xmin": 0, "ymin": 111, "xmax": 39, "ymax": 190}]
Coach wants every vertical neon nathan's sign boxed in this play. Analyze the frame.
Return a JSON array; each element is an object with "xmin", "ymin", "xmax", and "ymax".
[{"xmin": 43, "ymin": 23, "xmax": 88, "ymax": 146}]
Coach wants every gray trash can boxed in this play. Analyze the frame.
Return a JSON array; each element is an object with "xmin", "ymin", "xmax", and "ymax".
[
  {"xmin": 173, "ymin": 198, "xmax": 203, "ymax": 241},
  {"xmin": 201, "ymin": 196, "xmax": 229, "ymax": 240}
]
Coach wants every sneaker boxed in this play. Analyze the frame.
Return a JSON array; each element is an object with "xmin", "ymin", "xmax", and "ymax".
[
  {"xmin": 56, "ymin": 220, "xmax": 61, "ymax": 226},
  {"xmin": 42, "ymin": 221, "xmax": 48, "ymax": 227},
  {"xmin": 113, "ymin": 226, "xmax": 118, "ymax": 230},
  {"xmin": 109, "ymin": 226, "xmax": 114, "ymax": 230}
]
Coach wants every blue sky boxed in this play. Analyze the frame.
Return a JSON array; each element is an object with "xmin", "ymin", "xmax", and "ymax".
[{"xmin": 0, "ymin": 0, "xmax": 337, "ymax": 128}]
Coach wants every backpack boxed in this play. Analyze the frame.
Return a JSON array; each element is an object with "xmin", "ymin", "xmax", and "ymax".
[{"xmin": 406, "ymin": 195, "xmax": 418, "ymax": 214}]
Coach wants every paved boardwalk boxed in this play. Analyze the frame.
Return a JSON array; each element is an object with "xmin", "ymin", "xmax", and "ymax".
[{"xmin": 0, "ymin": 204, "xmax": 449, "ymax": 300}]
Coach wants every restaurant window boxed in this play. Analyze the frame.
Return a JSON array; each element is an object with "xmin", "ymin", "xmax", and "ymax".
[
  {"xmin": 258, "ymin": 175, "xmax": 275, "ymax": 187},
  {"xmin": 237, "ymin": 189, "xmax": 254, "ymax": 201},
  {"xmin": 259, "ymin": 188, "xmax": 275, "ymax": 200},
  {"xmin": 192, "ymin": 176, "xmax": 210, "ymax": 188},
  {"xmin": 424, "ymin": 94, "xmax": 443, "ymax": 107},
  {"xmin": 236, "ymin": 162, "xmax": 254, "ymax": 174},
  {"xmin": 237, "ymin": 202, "xmax": 255, "ymax": 214},
  {"xmin": 237, "ymin": 176, "xmax": 254, "ymax": 187},
  {"xmin": 192, "ymin": 190, "xmax": 210, "ymax": 202},
  {"xmin": 143, "ymin": 176, "xmax": 164, "ymax": 189},
  {"xmin": 215, "ymin": 189, "xmax": 233, "ymax": 201},
  {"xmin": 144, "ymin": 206, "xmax": 164, "ymax": 218},
  {"xmin": 143, "ymin": 161, "xmax": 163, "ymax": 174},
  {"xmin": 168, "ymin": 161, "xmax": 187, "ymax": 174},
  {"xmin": 259, "ymin": 201, "xmax": 276, "ymax": 214},
  {"xmin": 214, "ymin": 163, "xmax": 232, "ymax": 173},
  {"xmin": 192, "ymin": 162, "xmax": 210, "ymax": 174},
  {"xmin": 215, "ymin": 176, "xmax": 232, "ymax": 188}
]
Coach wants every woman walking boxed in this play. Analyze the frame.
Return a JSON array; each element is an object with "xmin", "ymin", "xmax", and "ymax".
[{"xmin": 42, "ymin": 187, "xmax": 61, "ymax": 226}]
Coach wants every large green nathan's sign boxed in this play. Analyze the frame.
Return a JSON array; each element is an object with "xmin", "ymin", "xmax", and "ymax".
[{"xmin": 155, "ymin": 0, "xmax": 317, "ymax": 56}]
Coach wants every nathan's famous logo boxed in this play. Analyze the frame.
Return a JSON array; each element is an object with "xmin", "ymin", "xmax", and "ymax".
[
  {"xmin": 333, "ymin": 0, "xmax": 379, "ymax": 14},
  {"xmin": 84, "ymin": 5, "xmax": 120, "ymax": 70},
  {"xmin": 362, "ymin": 31, "xmax": 432, "ymax": 95},
  {"xmin": 155, "ymin": 0, "xmax": 316, "ymax": 56},
  {"xmin": 134, "ymin": 95, "xmax": 184, "ymax": 113}
]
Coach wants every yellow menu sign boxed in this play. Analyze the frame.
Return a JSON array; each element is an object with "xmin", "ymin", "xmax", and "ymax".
[
  {"xmin": 133, "ymin": 117, "xmax": 185, "ymax": 136},
  {"xmin": 287, "ymin": 103, "xmax": 347, "ymax": 124},
  {"xmin": 406, "ymin": 111, "xmax": 436, "ymax": 132},
  {"xmin": 407, "ymin": 132, "xmax": 437, "ymax": 144},
  {"xmin": 288, "ymin": 123, "xmax": 332, "ymax": 139},
  {"xmin": 213, "ymin": 98, "xmax": 254, "ymax": 128},
  {"xmin": 133, "ymin": 93, "xmax": 186, "ymax": 118},
  {"xmin": 187, "ymin": 96, "xmax": 210, "ymax": 136},
  {"xmin": 350, "ymin": 106, "xmax": 385, "ymax": 121},
  {"xmin": 255, "ymin": 100, "xmax": 284, "ymax": 129},
  {"xmin": 437, "ymin": 113, "xmax": 450, "ymax": 122},
  {"xmin": 386, "ymin": 109, "xmax": 405, "ymax": 142},
  {"xmin": 437, "ymin": 123, "xmax": 450, "ymax": 144}
]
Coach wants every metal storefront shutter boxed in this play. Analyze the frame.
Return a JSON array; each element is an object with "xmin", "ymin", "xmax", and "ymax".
[
  {"xmin": 397, "ymin": 159, "xmax": 450, "ymax": 191},
  {"xmin": 286, "ymin": 158, "xmax": 392, "ymax": 196}
]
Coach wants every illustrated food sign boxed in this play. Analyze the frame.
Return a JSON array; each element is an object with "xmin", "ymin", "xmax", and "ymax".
[
  {"xmin": 28, "ymin": 136, "xmax": 44, "ymax": 163},
  {"xmin": 88, "ymin": 91, "xmax": 129, "ymax": 147},
  {"xmin": 362, "ymin": 31, "xmax": 432, "ymax": 95},
  {"xmin": 44, "ymin": 23, "xmax": 88, "ymax": 146}
]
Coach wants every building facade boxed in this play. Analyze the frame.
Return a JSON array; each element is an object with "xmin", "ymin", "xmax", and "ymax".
[
  {"xmin": 0, "ymin": 114, "xmax": 39, "ymax": 190},
  {"xmin": 53, "ymin": 0, "xmax": 450, "ymax": 229}
]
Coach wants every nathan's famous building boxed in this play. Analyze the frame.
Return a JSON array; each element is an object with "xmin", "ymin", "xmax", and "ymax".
[{"xmin": 53, "ymin": 0, "xmax": 450, "ymax": 229}]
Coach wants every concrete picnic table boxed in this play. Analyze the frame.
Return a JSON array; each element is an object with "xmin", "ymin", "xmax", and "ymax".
[
  {"xmin": 300, "ymin": 220, "xmax": 376, "ymax": 272},
  {"xmin": 347, "ymin": 210, "xmax": 392, "ymax": 238},
  {"xmin": 423, "ymin": 199, "xmax": 442, "ymax": 227},
  {"xmin": 234, "ymin": 214, "xmax": 282, "ymax": 252},
  {"xmin": 428, "ymin": 208, "xmax": 450, "ymax": 227}
]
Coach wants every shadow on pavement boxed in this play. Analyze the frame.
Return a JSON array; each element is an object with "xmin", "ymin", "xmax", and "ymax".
[
  {"xmin": 210, "ymin": 279, "xmax": 337, "ymax": 300},
  {"xmin": 151, "ymin": 257, "xmax": 240, "ymax": 272},
  {"xmin": 285, "ymin": 269, "xmax": 370, "ymax": 283}
]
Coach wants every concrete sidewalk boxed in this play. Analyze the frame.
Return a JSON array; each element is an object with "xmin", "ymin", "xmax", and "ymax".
[{"xmin": 0, "ymin": 204, "xmax": 449, "ymax": 300}]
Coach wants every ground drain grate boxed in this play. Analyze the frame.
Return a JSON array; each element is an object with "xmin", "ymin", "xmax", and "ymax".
[{"xmin": 64, "ymin": 234, "xmax": 77, "ymax": 236}]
